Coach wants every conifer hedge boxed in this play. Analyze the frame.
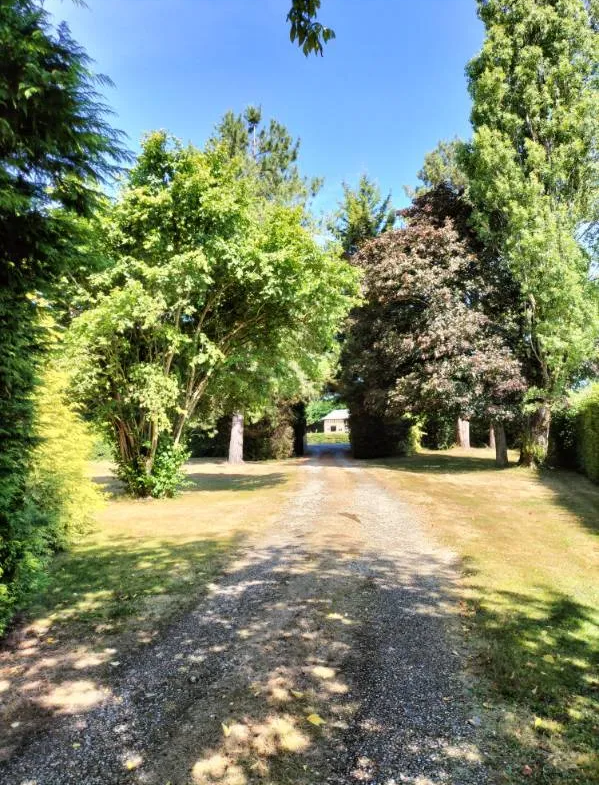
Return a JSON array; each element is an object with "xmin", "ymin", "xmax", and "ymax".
[{"xmin": 551, "ymin": 384, "xmax": 599, "ymax": 484}]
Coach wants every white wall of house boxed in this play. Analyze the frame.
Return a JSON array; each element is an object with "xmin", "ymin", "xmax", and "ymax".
[{"xmin": 324, "ymin": 418, "xmax": 348, "ymax": 433}]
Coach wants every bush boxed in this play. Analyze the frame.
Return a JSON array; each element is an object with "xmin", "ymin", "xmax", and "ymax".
[
  {"xmin": 421, "ymin": 411, "xmax": 456, "ymax": 450},
  {"xmin": 0, "ymin": 360, "xmax": 102, "ymax": 635},
  {"xmin": 550, "ymin": 384, "xmax": 599, "ymax": 483},
  {"xmin": 349, "ymin": 406, "xmax": 417, "ymax": 459},
  {"xmin": 577, "ymin": 386, "xmax": 599, "ymax": 483},
  {"xmin": 115, "ymin": 437, "xmax": 189, "ymax": 498}
]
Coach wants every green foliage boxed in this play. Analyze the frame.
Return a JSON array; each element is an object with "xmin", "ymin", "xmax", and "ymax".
[
  {"xmin": 0, "ymin": 0, "xmax": 124, "ymax": 634},
  {"xmin": 421, "ymin": 411, "xmax": 456, "ymax": 450},
  {"xmin": 576, "ymin": 385, "xmax": 599, "ymax": 483},
  {"xmin": 210, "ymin": 108, "xmax": 321, "ymax": 205},
  {"xmin": 416, "ymin": 139, "xmax": 469, "ymax": 195},
  {"xmin": 465, "ymin": 0, "xmax": 599, "ymax": 409},
  {"xmin": 286, "ymin": 0, "xmax": 335, "ymax": 56},
  {"xmin": 552, "ymin": 384, "xmax": 599, "ymax": 483},
  {"xmin": 116, "ymin": 439, "xmax": 190, "ymax": 499},
  {"xmin": 331, "ymin": 175, "xmax": 395, "ymax": 257},
  {"xmin": 348, "ymin": 408, "xmax": 407, "ymax": 459},
  {"xmin": 190, "ymin": 405, "xmax": 302, "ymax": 461},
  {"xmin": 305, "ymin": 398, "xmax": 346, "ymax": 426},
  {"xmin": 306, "ymin": 432, "xmax": 349, "ymax": 445},
  {"xmin": 28, "ymin": 358, "xmax": 102, "ymax": 548},
  {"xmin": 0, "ymin": 346, "xmax": 102, "ymax": 634},
  {"xmin": 68, "ymin": 132, "xmax": 358, "ymax": 494}
]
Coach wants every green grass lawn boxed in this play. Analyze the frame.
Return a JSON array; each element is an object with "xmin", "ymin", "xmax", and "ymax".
[
  {"xmin": 306, "ymin": 432, "xmax": 349, "ymax": 445},
  {"xmin": 372, "ymin": 448, "xmax": 599, "ymax": 785}
]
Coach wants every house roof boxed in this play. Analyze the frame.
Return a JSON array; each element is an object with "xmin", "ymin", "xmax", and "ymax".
[{"xmin": 323, "ymin": 408, "xmax": 349, "ymax": 420}]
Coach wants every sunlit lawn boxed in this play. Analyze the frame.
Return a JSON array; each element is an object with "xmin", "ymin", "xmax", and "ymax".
[
  {"xmin": 0, "ymin": 458, "xmax": 296, "ymax": 762},
  {"xmin": 28, "ymin": 458, "xmax": 295, "ymax": 639},
  {"xmin": 372, "ymin": 448, "xmax": 599, "ymax": 784},
  {"xmin": 306, "ymin": 432, "xmax": 350, "ymax": 445}
]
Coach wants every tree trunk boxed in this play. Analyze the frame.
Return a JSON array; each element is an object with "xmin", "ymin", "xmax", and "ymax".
[
  {"xmin": 489, "ymin": 423, "xmax": 496, "ymax": 451},
  {"xmin": 228, "ymin": 412, "xmax": 244, "ymax": 464},
  {"xmin": 493, "ymin": 421, "xmax": 508, "ymax": 468},
  {"xmin": 456, "ymin": 417, "xmax": 470, "ymax": 449},
  {"xmin": 519, "ymin": 404, "xmax": 551, "ymax": 467}
]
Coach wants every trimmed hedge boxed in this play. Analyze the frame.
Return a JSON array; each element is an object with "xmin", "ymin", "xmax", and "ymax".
[
  {"xmin": 307, "ymin": 432, "xmax": 350, "ymax": 445},
  {"xmin": 550, "ymin": 384, "xmax": 599, "ymax": 483},
  {"xmin": 0, "ymin": 360, "xmax": 101, "ymax": 635}
]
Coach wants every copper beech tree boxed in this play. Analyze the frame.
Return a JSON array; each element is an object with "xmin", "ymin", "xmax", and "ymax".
[{"xmin": 341, "ymin": 186, "xmax": 525, "ymax": 467}]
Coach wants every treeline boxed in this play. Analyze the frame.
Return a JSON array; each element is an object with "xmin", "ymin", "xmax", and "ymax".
[{"xmin": 334, "ymin": 0, "xmax": 598, "ymax": 470}]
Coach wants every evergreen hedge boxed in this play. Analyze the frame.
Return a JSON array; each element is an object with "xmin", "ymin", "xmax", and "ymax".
[
  {"xmin": 550, "ymin": 384, "xmax": 599, "ymax": 483},
  {"xmin": 0, "ymin": 357, "xmax": 101, "ymax": 634}
]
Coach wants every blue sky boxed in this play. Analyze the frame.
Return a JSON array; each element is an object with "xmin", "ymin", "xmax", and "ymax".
[{"xmin": 44, "ymin": 0, "xmax": 483, "ymax": 215}]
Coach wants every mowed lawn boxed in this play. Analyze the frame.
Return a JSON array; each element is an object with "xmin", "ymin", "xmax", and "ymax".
[
  {"xmin": 0, "ymin": 459, "xmax": 296, "ymax": 760},
  {"xmin": 372, "ymin": 448, "xmax": 599, "ymax": 785}
]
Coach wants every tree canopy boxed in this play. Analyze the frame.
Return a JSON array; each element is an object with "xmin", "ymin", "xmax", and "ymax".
[
  {"xmin": 67, "ymin": 132, "xmax": 357, "ymax": 495},
  {"xmin": 331, "ymin": 175, "xmax": 395, "ymax": 257},
  {"xmin": 209, "ymin": 106, "xmax": 321, "ymax": 205},
  {"xmin": 465, "ymin": 0, "xmax": 599, "ymax": 463},
  {"xmin": 0, "ymin": 0, "xmax": 125, "ymax": 628},
  {"xmin": 341, "ymin": 188, "xmax": 524, "ymax": 441}
]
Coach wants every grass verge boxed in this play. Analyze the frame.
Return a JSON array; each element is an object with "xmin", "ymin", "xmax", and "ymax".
[
  {"xmin": 372, "ymin": 448, "xmax": 599, "ymax": 785},
  {"xmin": 0, "ymin": 459, "xmax": 294, "ymax": 760},
  {"xmin": 306, "ymin": 432, "xmax": 349, "ymax": 445}
]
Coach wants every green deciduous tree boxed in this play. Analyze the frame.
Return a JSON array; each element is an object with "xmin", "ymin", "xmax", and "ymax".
[
  {"xmin": 416, "ymin": 139, "xmax": 469, "ymax": 196},
  {"xmin": 210, "ymin": 107, "xmax": 324, "ymax": 459},
  {"xmin": 67, "ymin": 132, "xmax": 357, "ymax": 495},
  {"xmin": 465, "ymin": 0, "xmax": 599, "ymax": 465},
  {"xmin": 0, "ymin": 0, "xmax": 124, "ymax": 625}
]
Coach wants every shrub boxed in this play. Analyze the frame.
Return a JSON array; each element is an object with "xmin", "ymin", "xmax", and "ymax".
[
  {"xmin": 115, "ymin": 437, "xmax": 189, "ymax": 498},
  {"xmin": 421, "ymin": 411, "xmax": 456, "ymax": 450},
  {"xmin": 0, "ymin": 360, "xmax": 102, "ymax": 634},
  {"xmin": 349, "ymin": 406, "xmax": 416, "ymax": 459},
  {"xmin": 550, "ymin": 384, "xmax": 599, "ymax": 483}
]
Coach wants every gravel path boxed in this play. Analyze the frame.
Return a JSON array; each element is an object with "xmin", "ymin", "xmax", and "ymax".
[{"xmin": 1, "ymin": 446, "xmax": 487, "ymax": 785}]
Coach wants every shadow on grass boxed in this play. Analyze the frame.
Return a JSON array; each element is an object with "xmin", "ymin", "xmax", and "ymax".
[
  {"xmin": 537, "ymin": 467, "xmax": 599, "ymax": 538},
  {"xmin": 368, "ymin": 449, "xmax": 502, "ymax": 474},
  {"xmin": 467, "ymin": 585, "xmax": 599, "ymax": 783},
  {"xmin": 185, "ymin": 472, "xmax": 288, "ymax": 493},
  {"xmin": 91, "ymin": 472, "xmax": 288, "ymax": 497},
  {"xmin": 2, "ymin": 533, "xmax": 597, "ymax": 783},
  {"xmin": 0, "ymin": 533, "xmax": 246, "ymax": 762}
]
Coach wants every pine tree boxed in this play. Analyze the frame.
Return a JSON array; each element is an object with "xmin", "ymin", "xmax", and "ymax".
[{"xmin": 331, "ymin": 175, "xmax": 395, "ymax": 257}]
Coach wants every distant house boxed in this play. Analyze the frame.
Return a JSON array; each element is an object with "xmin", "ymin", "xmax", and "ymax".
[{"xmin": 322, "ymin": 408, "xmax": 349, "ymax": 434}]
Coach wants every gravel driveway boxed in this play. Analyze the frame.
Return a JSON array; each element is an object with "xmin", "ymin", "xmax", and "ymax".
[{"xmin": 1, "ymin": 445, "xmax": 487, "ymax": 785}]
